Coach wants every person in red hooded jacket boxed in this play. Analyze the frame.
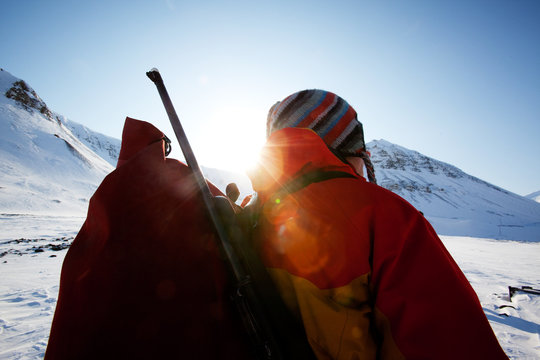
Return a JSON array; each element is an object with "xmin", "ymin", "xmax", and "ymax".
[{"xmin": 245, "ymin": 89, "xmax": 508, "ymax": 359}]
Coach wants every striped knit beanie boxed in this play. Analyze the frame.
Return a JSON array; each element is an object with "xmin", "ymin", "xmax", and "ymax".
[{"xmin": 267, "ymin": 89, "xmax": 376, "ymax": 183}]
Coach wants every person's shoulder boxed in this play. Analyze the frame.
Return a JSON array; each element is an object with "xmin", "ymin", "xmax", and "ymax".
[{"xmin": 361, "ymin": 181, "xmax": 423, "ymax": 216}]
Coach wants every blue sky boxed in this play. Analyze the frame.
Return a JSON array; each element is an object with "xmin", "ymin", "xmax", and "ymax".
[{"xmin": 1, "ymin": 0, "xmax": 539, "ymax": 195}]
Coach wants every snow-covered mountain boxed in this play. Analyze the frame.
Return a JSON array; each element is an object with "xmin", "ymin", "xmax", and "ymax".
[
  {"xmin": 526, "ymin": 190, "xmax": 540, "ymax": 203},
  {"xmin": 61, "ymin": 117, "xmax": 120, "ymax": 167},
  {"xmin": 1, "ymin": 68, "xmax": 539, "ymax": 241},
  {"xmin": 0, "ymin": 69, "xmax": 120, "ymax": 215},
  {"xmin": 368, "ymin": 140, "xmax": 540, "ymax": 242}
]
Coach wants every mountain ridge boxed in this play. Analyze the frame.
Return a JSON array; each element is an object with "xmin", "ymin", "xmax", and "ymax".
[
  {"xmin": 1, "ymin": 68, "xmax": 539, "ymax": 241},
  {"xmin": 367, "ymin": 139, "xmax": 540, "ymax": 241},
  {"xmin": 0, "ymin": 69, "xmax": 118, "ymax": 214}
]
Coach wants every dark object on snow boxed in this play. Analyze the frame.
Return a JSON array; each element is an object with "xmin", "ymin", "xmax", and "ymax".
[{"xmin": 509, "ymin": 286, "xmax": 540, "ymax": 299}]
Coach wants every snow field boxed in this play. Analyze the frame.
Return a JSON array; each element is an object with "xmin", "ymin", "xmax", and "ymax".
[
  {"xmin": 0, "ymin": 253, "xmax": 63, "ymax": 359},
  {"xmin": 441, "ymin": 236, "xmax": 540, "ymax": 359},
  {"xmin": 0, "ymin": 215, "xmax": 82, "ymax": 359}
]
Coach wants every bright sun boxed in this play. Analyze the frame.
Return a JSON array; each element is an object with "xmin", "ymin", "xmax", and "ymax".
[{"xmin": 194, "ymin": 105, "xmax": 266, "ymax": 174}]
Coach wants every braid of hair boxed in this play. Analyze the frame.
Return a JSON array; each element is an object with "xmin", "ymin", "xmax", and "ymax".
[{"xmin": 360, "ymin": 151, "xmax": 377, "ymax": 184}]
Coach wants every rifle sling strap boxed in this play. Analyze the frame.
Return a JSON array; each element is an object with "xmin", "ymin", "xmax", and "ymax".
[{"xmin": 272, "ymin": 169, "xmax": 358, "ymax": 202}]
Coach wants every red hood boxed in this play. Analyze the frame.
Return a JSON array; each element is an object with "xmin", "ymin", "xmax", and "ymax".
[
  {"xmin": 249, "ymin": 128, "xmax": 361, "ymax": 203},
  {"xmin": 117, "ymin": 117, "xmax": 166, "ymax": 167}
]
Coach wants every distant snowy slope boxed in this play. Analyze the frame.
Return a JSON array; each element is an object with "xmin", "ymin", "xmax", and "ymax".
[
  {"xmin": 526, "ymin": 190, "xmax": 540, "ymax": 203},
  {"xmin": 368, "ymin": 140, "xmax": 540, "ymax": 242},
  {"xmin": 0, "ymin": 69, "xmax": 116, "ymax": 215},
  {"xmin": 62, "ymin": 117, "xmax": 120, "ymax": 167}
]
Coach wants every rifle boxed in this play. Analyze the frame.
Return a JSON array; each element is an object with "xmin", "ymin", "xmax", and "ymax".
[{"xmin": 146, "ymin": 68, "xmax": 282, "ymax": 359}]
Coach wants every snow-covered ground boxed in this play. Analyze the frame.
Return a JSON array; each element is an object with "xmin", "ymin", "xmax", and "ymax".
[
  {"xmin": 0, "ymin": 214, "xmax": 538, "ymax": 359},
  {"xmin": 442, "ymin": 236, "xmax": 540, "ymax": 359},
  {"xmin": 0, "ymin": 214, "xmax": 82, "ymax": 360}
]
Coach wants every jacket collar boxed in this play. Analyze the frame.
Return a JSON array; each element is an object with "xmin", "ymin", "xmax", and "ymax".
[{"xmin": 248, "ymin": 128, "xmax": 362, "ymax": 204}]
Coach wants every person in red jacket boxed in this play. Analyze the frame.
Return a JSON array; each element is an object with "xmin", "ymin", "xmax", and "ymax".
[
  {"xmin": 46, "ymin": 118, "xmax": 252, "ymax": 360},
  {"xmin": 246, "ymin": 89, "xmax": 508, "ymax": 359}
]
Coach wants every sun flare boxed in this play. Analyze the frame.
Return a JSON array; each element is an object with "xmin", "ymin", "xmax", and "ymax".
[{"xmin": 196, "ymin": 105, "xmax": 266, "ymax": 174}]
